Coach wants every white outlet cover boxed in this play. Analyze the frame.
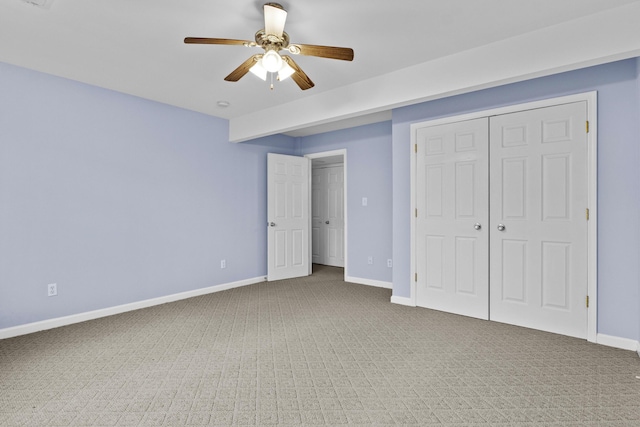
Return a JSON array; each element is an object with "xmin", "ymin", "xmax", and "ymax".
[
  {"xmin": 362, "ymin": 197, "xmax": 368, "ymax": 207},
  {"xmin": 47, "ymin": 283, "xmax": 57, "ymax": 296}
]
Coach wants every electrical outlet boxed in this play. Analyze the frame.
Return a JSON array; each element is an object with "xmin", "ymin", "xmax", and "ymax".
[
  {"xmin": 362, "ymin": 197, "xmax": 368, "ymax": 207},
  {"xmin": 367, "ymin": 256, "xmax": 373, "ymax": 265},
  {"xmin": 220, "ymin": 259, "xmax": 226, "ymax": 269},
  {"xmin": 387, "ymin": 259, "xmax": 393, "ymax": 268},
  {"xmin": 47, "ymin": 283, "xmax": 57, "ymax": 297}
]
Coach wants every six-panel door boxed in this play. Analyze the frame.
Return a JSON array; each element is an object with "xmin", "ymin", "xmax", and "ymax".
[
  {"xmin": 415, "ymin": 118, "xmax": 490, "ymax": 320},
  {"xmin": 267, "ymin": 153, "xmax": 310, "ymax": 281},
  {"xmin": 489, "ymin": 102, "xmax": 588, "ymax": 338},
  {"xmin": 312, "ymin": 165, "xmax": 345, "ymax": 267}
]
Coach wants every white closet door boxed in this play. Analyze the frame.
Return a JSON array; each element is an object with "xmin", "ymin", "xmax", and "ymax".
[
  {"xmin": 311, "ymin": 167, "xmax": 325, "ymax": 264},
  {"xmin": 416, "ymin": 118, "xmax": 489, "ymax": 320},
  {"xmin": 325, "ymin": 166, "xmax": 344, "ymax": 267},
  {"xmin": 489, "ymin": 102, "xmax": 588, "ymax": 338},
  {"xmin": 311, "ymin": 165, "xmax": 345, "ymax": 267}
]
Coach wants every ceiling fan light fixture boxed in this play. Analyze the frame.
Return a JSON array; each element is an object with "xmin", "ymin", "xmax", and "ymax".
[
  {"xmin": 278, "ymin": 62, "xmax": 295, "ymax": 81},
  {"xmin": 249, "ymin": 61, "xmax": 268, "ymax": 81},
  {"xmin": 184, "ymin": 2, "xmax": 353, "ymax": 90},
  {"xmin": 261, "ymin": 49, "xmax": 283, "ymax": 73}
]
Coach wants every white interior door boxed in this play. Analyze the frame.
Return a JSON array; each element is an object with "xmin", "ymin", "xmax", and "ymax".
[
  {"xmin": 415, "ymin": 118, "xmax": 489, "ymax": 320},
  {"xmin": 489, "ymin": 102, "xmax": 588, "ymax": 338},
  {"xmin": 324, "ymin": 165, "xmax": 344, "ymax": 267},
  {"xmin": 311, "ymin": 165, "xmax": 344, "ymax": 267},
  {"xmin": 311, "ymin": 168, "xmax": 324, "ymax": 265},
  {"xmin": 267, "ymin": 153, "xmax": 310, "ymax": 281}
]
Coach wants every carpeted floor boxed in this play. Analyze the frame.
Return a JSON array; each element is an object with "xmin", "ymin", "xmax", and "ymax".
[{"xmin": 1, "ymin": 265, "xmax": 639, "ymax": 426}]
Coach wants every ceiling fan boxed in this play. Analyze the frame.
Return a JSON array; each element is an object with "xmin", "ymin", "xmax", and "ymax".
[{"xmin": 184, "ymin": 2, "xmax": 354, "ymax": 90}]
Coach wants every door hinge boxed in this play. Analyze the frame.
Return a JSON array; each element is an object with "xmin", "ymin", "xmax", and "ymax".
[
  {"xmin": 586, "ymin": 208, "xmax": 590, "ymax": 221},
  {"xmin": 415, "ymin": 273, "xmax": 418, "ymax": 282},
  {"xmin": 586, "ymin": 121, "xmax": 589, "ymax": 133},
  {"xmin": 586, "ymin": 295, "xmax": 589, "ymax": 308},
  {"xmin": 415, "ymin": 208, "xmax": 418, "ymax": 218},
  {"xmin": 414, "ymin": 144, "xmax": 417, "ymax": 153}
]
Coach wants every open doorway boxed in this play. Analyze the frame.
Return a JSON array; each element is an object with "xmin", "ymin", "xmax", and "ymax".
[{"xmin": 305, "ymin": 150, "xmax": 347, "ymax": 279}]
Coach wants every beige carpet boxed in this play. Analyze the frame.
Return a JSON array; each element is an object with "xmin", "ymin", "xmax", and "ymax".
[{"xmin": 1, "ymin": 265, "xmax": 639, "ymax": 426}]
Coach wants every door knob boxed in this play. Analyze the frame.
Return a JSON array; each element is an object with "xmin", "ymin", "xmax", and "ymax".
[
  {"xmin": 269, "ymin": 222, "xmax": 276, "ymax": 227},
  {"xmin": 497, "ymin": 224, "xmax": 506, "ymax": 231},
  {"xmin": 325, "ymin": 221, "xmax": 330, "ymax": 224},
  {"xmin": 474, "ymin": 223, "xmax": 482, "ymax": 230}
]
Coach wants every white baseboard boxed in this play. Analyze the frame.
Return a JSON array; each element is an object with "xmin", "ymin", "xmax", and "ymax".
[
  {"xmin": 596, "ymin": 333, "xmax": 640, "ymax": 352},
  {"xmin": 0, "ymin": 276, "xmax": 267, "ymax": 340},
  {"xmin": 345, "ymin": 276, "xmax": 392, "ymax": 289},
  {"xmin": 390, "ymin": 295, "xmax": 416, "ymax": 307}
]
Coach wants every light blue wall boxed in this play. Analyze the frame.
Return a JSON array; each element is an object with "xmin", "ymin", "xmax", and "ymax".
[
  {"xmin": 297, "ymin": 122, "xmax": 393, "ymax": 283},
  {"xmin": 3, "ymin": 57, "xmax": 639, "ymax": 344},
  {"xmin": 392, "ymin": 59, "xmax": 640, "ymax": 342},
  {"xmin": 0, "ymin": 62, "xmax": 295, "ymax": 329}
]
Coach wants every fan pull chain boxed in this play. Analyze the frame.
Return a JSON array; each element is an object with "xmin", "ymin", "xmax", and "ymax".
[{"xmin": 270, "ymin": 73, "xmax": 274, "ymax": 91}]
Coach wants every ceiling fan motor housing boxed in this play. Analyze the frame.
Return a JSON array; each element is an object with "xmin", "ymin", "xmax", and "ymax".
[{"xmin": 255, "ymin": 30, "xmax": 289, "ymax": 51}]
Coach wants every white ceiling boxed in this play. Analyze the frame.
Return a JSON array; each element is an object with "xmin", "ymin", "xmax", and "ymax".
[{"xmin": 2, "ymin": 0, "xmax": 640, "ymax": 141}]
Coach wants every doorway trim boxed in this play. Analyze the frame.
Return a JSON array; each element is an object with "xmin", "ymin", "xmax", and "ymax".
[
  {"xmin": 305, "ymin": 149, "xmax": 348, "ymax": 280},
  {"xmin": 409, "ymin": 91, "xmax": 598, "ymax": 343}
]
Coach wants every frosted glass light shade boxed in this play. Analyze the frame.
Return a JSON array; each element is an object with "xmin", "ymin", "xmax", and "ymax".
[
  {"xmin": 278, "ymin": 62, "xmax": 295, "ymax": 81},
  {"xmin": 249, "ymin": 61, "xmax": 267, "ymax": 81},
  {"xmin": 262, "ymin": 50, "xmax": 283, "ymax": 72}
]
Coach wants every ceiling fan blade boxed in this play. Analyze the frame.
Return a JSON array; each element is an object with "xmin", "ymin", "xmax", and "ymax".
[
  {"xmin": 264, "ymin": 3, "xmax": 287, "ymax": 37},
  {"xmin": 224, "ymin": 55, "xmax": 262, "ymax": 82},
  {"xmin": 184, "ymin": 37, "xmax": 252, "ymax": 46},
  {"xmin": 282, "ymin": 56, "xmax": 314, "ymax": 90},
  {"xmin": 289, "ymin": 44, "xmax": 354, "ymax": 61}
]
